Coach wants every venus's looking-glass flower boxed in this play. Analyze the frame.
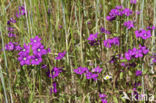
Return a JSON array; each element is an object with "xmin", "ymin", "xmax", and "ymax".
[
  {"xmin": 106, "ymin": 6, "xmax": 132, "ymax": 21},
  {"xmin": 8, "ymin": 33, "xmax": 16, "ymax": 37},
  {"xmin": 31, "ymin": 55, "xmax": 42, "ymax": 65},
  {"xmin": 88, "ymin": 33, "xmax": 98, "ymax": 41},
  {"xmin": 7, "ymin": 18, "xmax": 16, "ymax": 25},
  {"xmin": 100, "ymin": 27, "xmax": 111, "ymax": 34},
  {"xmin": 48, "ymin": 67, "xmax": 62, "ymax": 78},
  {"xmin": 130, "ymin": 0, "xmax": 137, "ymax": 4},
  {"xmin": 18, "ymin": 43, "xmax": 30, "ymax": 55},
  {"xmin": 55, "ymin": 51, "xmax": 66, "ymax": 60},
  {"xmin": 136, "ymin": 70, "xmax": 142, "ymax": 76},
  {"xmin": 73, "ymin": 67, "xmax": 89, "ymax": 75},
  {"xmin": 18, "ymin": 54, "xmax": 31, "ymax": 66},
  {"xmin": 135, "ymin": 29, "xmax": 151, "ymax": 39},
  {"xmin": 99, "ymin": 94, "xmax": 107, "ymax": 98},
  {"xmin": 103, "ymin": 37, "xmax": 119, "ymax": 48},
  {"xmin": 147, "ymin": 26, "xmax": 156, "ymax": 30},
  {"xmin": 50, "ymin": 82, "xmax": 57, "ymax": 94},
  {"xmin": 30, "ymin": 35, "xmax": 41, "ymax": 46},
  {"xmin": 7, "ymin": 27, "xmax": 14, "ymax": 32},
  {"xmin": 5, "ymin": 42, "xmax": 15, "ymax": 51},
  {"xmin": 32, "ymin": 44, "xmax": 47, "ymax": 56},
  {"xmin": 91, "ymin": 66, "xmax": 102, "ymax": 73},
  {"xmin": 16, "ymin": 6, "xmax": 26, "ymax": 18},
  {"xmin": 124, "ymin": 21, "xmax": 134, "ymax": 29},
  {"xmin": 85, "ymin": 72, "xmax": 98, "ymax": 81}
]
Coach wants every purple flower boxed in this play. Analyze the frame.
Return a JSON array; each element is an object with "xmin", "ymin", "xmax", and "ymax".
[
  {"xmin": 103, "ymin": 37, "xmax": 119, "ymax": 48},
  {"xmin": 31, "ymin": 55, "xmax": 42, "ymax": 65},
  {"xmin": 30, "ymin": 36, "xmax": 41, "ymax": 46},
  {"xmin": 125, "ymin": 52, "xmax": 131, "ymax": 60},
  {"xmin": 7, "ymin": 18, "xmax": 16, "ymax": 25},
  {"xmin": 85, "ymin": 72, "xmax": 98, "ymax": 81},
  {"xmin": 130, "ymin": 0, "xmax": 137, "ymax": 4},
  {"xmin": 18, "ymin": 43, "xmax": 30, "ymax": 55},
  {"xmin": 8, "ymin": 33, "xmax": 16, "ymax": 37},
  {"xmin": 73, "ymin": 67, "xmax": 89, "ymax": 75},
  {"xmin": 15, "ymin": 45, "xmax": 22, "ymax": 51},
  {"xmin": 106, "ymin": 16, "xmax": 116, "ymax": 21},
  {"xmin": 50, "ymin": 82, "xmax": 57, "ymax": 94},
  {"xmin": 91, "ymin": 66, "xmax": 102, "ymax": 73},
  {"xmin": 101, "ymin": 99, "xmax": 107, "ymax": 103},
  {"xmin": 100, "ymin": 27, "xmax": 111, "ymax": 34},
  {"xmin": 7, "ymin": 27, "xmax": 14, "ymax": 32},
  {"xmin": 5, "ymin": 42, "xmax": 15, "ymax": 51},
  {"xmin": 135, "ymin": 29, "xmax": 151, "ymax": 39},
  {"xmin": 120, "ymin": 63, "xmax": 126, "ymax": 67},
  {"xmin": 132, "ymin": 48, "xmax": 143, "ymax": 58},
  {"xmin": 59, "ymin": 25, "xmax": 62, "ymax": 29},
  {"xmin": 141, "ymin": 30, "xmax": 151, "ymax": 40},
  {"xmin": 103, "ymin": 40, "xmax": 112, "ymax": 48},
  {"xmin": 123, "ymin": 8, "xmax": 133, "ymax": 16},
  {"xmin": 88, "ymin": 33, "xmax": 98, "ymax": 41},
  {"xmin": 18, "ymin": 54, "xmax": 31, "ymax": 66},
  {"xmin": 139, "ymin": 45, "xmax": 149, "ymax": 54},
  {"xmin": 55, "ymin": 51, "xmax": 66, "ymax": 60},
  {"xmin": 124, "ymin": 21, "xmax": 134, "ymax": 29},
  {"xmin": 32, "ymin": 44, "xmax": 47, "ymax": 56},
  {"xmin": 48, "ymin": 67, "xmax": 62, "ymax": 78},
  {"xmin": 136, "ymin": 11, "xmax": 141, "ymax": 15},
  {"xmin": 41, "ymin": 64, "xmax": 47, "ymax": 69},
  {"xmin": 99, "ymin": 93, "xmax": 107, "ymax": 98},
  {"xmin": 46, "ymin": 48, "xmax": 51, "ymax": 53},
  {"xmin": 136, "ymin": 70, "xmax": 142, "ymax": 76},
  {"xmin": 147, "ymin": 26, "xmax": 156, "ymax": 30},
  {"xmin": 16, "ymin": 6, "xmax": 26, "ymax": 18}
]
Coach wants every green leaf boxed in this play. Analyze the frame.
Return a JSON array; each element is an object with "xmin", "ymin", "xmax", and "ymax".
[
  {"xmin": 143, "ymin": 69, "xmax": 148, "ymax": 75},
  {"xmin": 120, "ymin": 72, "xmax": 123, "ymax": 79},
  {"xmin": 128, "ymin": 71, "xmax": 132, "ymax": 76},
  {"xmin": 120, "ymin": 59, "xmax": 128, "ymax": 62},
  {"xmin": 113, "ymin": 33, "xmax": 120, "ymax": 36},
  {"xmin": 113, "ymin": 97, "xmax": 118, "ymax": 103}
]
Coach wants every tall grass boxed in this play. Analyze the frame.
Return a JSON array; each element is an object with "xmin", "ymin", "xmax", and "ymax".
[{"xmin": 0, "ymin": 0, "xmax": 155, "ymax": 102}]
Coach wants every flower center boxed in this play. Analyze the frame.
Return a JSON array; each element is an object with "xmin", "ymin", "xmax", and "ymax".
[
  {"xmin": 106, "ymin": 76, "xmax": 109, "ymax": 79},
  {"xmin": 35, "ymin": 58, "xmax": 38, "ymax": 61},
  {"xmin": 23, "ymin": 49, "xmax": 26, "ymax": 51},
  {"xmin": 34, "ymin": 40, "xmax": 37, "ymax": 42},
  {"xmin": 144, "ymin": 33, "xmax": 147, "ymax": 37},
  {"xmin": 38, "ymin": 49, "xmax": 40, "ymax": 52},
  {"xmin": 23, "ymin": 57, "xmax": 27, "ymax": 60}
]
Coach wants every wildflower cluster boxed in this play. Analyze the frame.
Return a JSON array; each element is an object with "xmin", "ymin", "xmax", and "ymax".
[
  {"xmin": 7, "ymin": 6, "xmax": 26, "ymax": 38},
  {"xmin": 87, "ymin": 33, "xmax": 100, "ymax": 46},
  {"xmin": 103, "ymin": 37, "xmax": 119, "ymax": 48},
  {"xmin": 106, "ymin": 6, "xmax": 132, "ymax": 21},
  {"xmin": 17, "ymin": 36, "xmax": 50, "ymax": 66},
  {"xmin": 7, "ymin": 18, "xmax": 16, "ymax": 37},
  {"xmin": 99, "ymin": 93, "xmax": 107, "ymax": 103},
  {"xmin": 74, "ymin": 66, "xmax": 103, "ymax": 81},
  {"xmin": 135, "ymin": 29, "xmax": 152, "ymax": 40},
  {"xmin": 124, "ymin": 45, "xmax": 149, "ymax": 60},
  {"xmin": 100, "ymin": 27, "xmax": 111, "ymax": 35},
  {"xmin": 123, "ymin": 21, "xmax": 134, "ymax": 30}
]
